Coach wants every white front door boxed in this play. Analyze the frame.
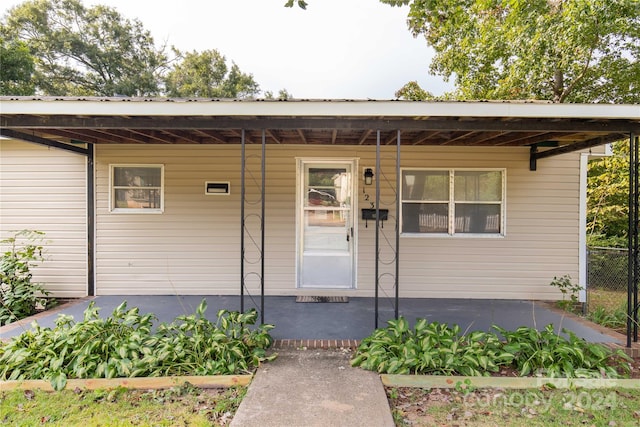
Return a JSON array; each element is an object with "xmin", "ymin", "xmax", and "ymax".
[{"xmin": 297, "ymin": 160, "xmax": 356, "ymax": 288}]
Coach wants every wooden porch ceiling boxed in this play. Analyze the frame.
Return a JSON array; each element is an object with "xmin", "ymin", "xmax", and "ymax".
[{"xmin": 1, "ymin": 98, "xmax": 638, "ymax": 155}]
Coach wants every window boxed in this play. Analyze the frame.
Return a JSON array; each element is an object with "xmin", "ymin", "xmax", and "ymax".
[
  {"xmin": 401, "ymin": 169, "xmax": 504, "ymax": 235},
  {"xmin": 110, "ymin": 165, "xmax": 164, "ymax": 213}
]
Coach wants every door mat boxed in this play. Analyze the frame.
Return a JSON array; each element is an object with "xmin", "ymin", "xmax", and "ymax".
[{"xmin": 295, "ymin": 296, "xmax": 349, "ymax": 303}]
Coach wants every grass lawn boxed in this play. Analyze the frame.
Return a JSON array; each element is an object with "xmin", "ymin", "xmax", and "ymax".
[
  {"xmin": 388, "ymin": 387, "xmax": 640, "ymax": 426},
  {"xmin": 0, "ymin": 384, "xmax": 245, "ymax": 426},
  {"xmin": 587, "ymin": 288, "xmax": 628, "ymax": 332},
  {"xmin": 588, "ymin": 288, "xmax": 627, "ymax": 313}
]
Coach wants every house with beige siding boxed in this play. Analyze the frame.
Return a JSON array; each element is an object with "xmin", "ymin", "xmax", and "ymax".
[{"xmin": 1, "ymin": 98, "xmax": 638, "ymax": 309}]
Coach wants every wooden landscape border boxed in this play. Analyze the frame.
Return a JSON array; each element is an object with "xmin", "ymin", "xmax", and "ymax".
[
  {"xmin": 0, "ymin": 374, "xmax": 252, "ymax": 391},
  {"xmin": 381, "ymin": 374, "xmax": 640, "ymax": 389}
]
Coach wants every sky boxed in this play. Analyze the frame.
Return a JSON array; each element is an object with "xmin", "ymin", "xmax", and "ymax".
[{"xmin": 1, "ymin": 0, "xmax": 453, "ymax": 99}]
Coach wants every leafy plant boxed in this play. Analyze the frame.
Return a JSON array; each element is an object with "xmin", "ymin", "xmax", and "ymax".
[
  {"xmin": 588, "ymin": 305, "xmax": 627, "ymax": 330},
  {"xmin": 0, "ymin": 230, "xmax": 51, "ymax": 325},
  {"xmin": 549, "ymin": 275, "xmax": 583, "ymax": 311},
  {"xmin": 454, "ymin": 378, "xmax": 476, "ymax": 395},
  {"xmin": 0, "ymin": 299, "xmax": 275, "ymax": 390},
  {"xmin": 493, "ymin": 324, "xmax": 630, "ymax": 379},
  {"xmin": 351, "ymin": 317, "xmax": 513, "ymax": 376},
  {"xmin": 352, "ymin": 317, "xmax": 631, "ymax": 379}
]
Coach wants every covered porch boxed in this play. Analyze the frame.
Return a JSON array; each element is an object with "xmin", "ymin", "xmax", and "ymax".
[
  {"xmin": 0, "ymin": 97, "xmax": 639, "ymax": 346},
  {"xmin": 0, "ymin": 295, "xmax": 623, "ymax": 344}
]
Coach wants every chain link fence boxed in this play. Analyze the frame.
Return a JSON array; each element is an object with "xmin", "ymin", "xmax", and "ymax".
[{"xmin": 587, "ymin": 247, "xmax": 628, "ymax": 292}]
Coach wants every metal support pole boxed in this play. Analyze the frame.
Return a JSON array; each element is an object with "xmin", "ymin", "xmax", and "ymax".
[
  {"xmin": 261, "ymin": 130, "xmax": 266, "ymax": 325},
  {"xmin": 395, "ymin": 130, "xmax": 400, "ymax": 319},
  {"xmin": 635, "ymin": 134, "xmax": 639, "ymax": 342},
  {"xmin": 628, "ymin": 133, "xmax": 639, "ymax": 347},
  {"xmin": 375, "ymin": 130, "xmax": 381, "ymax": 328},
  {"xmin": 87, "ymin": 144, "xmax": 95, "ymax": 296},
  {"xmin": 240, "ymin": 130, "xmax": 246, "ymax": 313}
]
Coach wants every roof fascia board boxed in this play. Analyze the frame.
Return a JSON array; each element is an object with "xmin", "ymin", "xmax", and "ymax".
[{"xmin": 1, "ymin": 99, "xmax": 639, "ymax": 120}]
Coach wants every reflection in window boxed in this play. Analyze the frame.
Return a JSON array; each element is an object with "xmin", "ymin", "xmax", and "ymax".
[
  {"xmin": 305, "ymin": 168, "xmax": 350, "ymax": 208},
  {"xmin": 305, "ymin": 210, "xmax": 347, "ymax": 227},
  {"xmin": 401, "ymin": 169, "xmax": 504, "ymax": 235},
  {"xmin": 111, "ymin": 165, "xmax": 163, "ymax": 212}
]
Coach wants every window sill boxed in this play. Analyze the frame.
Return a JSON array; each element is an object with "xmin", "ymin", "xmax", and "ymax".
[
  {"xmin": 400, "ymin": 233, "xmax": 505, "ymax": 239},
  {"xmin": 110, "ymin": 209, "xmax": 164, "ymax": 214}
]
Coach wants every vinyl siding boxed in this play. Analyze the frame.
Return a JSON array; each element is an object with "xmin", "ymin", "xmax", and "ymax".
[
  {"xmin": 0, "ymin": 139, "xmax": 87, "ymax": 297},
  {"xmin": 95, "ymin": 144, "xmax": 580, "ymax": 300}
]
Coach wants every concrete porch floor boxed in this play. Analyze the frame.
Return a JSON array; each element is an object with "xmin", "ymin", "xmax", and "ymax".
[{"xmin": 1, "ymin": 296, "xmax": 623, "ymax": 344}]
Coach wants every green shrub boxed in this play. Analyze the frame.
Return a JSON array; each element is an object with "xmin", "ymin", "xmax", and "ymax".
[
  {"xmin": 350, "ymin": 317, "xmax": 514, "ymax": 376},
  {"xmin": 0, "ymin": 299, "xmax": 275, "ymax": 390},
  {"xmin": 493, "ymin": 324, "xmax": 629, "ymax": 378},
  {"xmin": 352, "ymin": 317, "xmax": 631, "ymax": 379},
  {"xmin": 549, "ymin": 275, "xmax": 583, "ymax": 311},
  {"xmin": 587, "ymin": 305, "xmax": 627, "ymax": 330},
  {"xmin": 0, "ymin": 230, "xmax": 51, "ymax": 325}
]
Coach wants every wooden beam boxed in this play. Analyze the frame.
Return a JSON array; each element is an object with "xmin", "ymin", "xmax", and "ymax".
[
  {"xmin": 297, "ymin": 129, "xmax": 307, "ymax": 144},
  {"xmin": 411, "ymin": 131, "xmax": 441, "ymax": 145},
  {"xmin": 357, "ymin": 129, "xmax": 373, "ymax": 145},
  {"xmin": 128, "ymin": 129, "xmax": 175, "ymax": 144},
  {"xmin": 162, "ymin": 129, "xmax": 205, "ymax": 144},
  {"xmin": 96, "ymin": 128, "xmax": 152, "ymax": 144},
  {"xmin": 4, "ymin": 115, "xmax": 638, "ymax": 133},
  {"xmin": 441, "ymin": 131, "xmax": 478, "ymax": 145},
  {"xmin": 534, "ymin": 133, "xmax": 626, "ymax": 160},
  {"xmin": 0, "ymin": 129, "xmax": 89, "ymax": 155},
  {"xmin": 266, "ymin": 129, "xmax": 282, "ymax": 144},
  {"xmin": 195, "ymin": 129, "xmax": 230, "ymax": 144}
]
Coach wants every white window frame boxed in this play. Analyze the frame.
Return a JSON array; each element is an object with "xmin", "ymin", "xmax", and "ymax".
[
  {"xmin": 400, "ymin": 168, "xmax": 506, "ymax": 237},
  {"xmin": 109, "ymin": 164, "xmax": 164, "ymax": 213}
]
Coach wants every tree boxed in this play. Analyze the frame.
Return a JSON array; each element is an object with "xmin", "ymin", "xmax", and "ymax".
[
  {"xmin": 264, "ymin": 89, "xmax": 293, "ymax": 100},
  {"xmin": 587, "ymin": 142, "xmax": 629, "ymax": 247},
  {"xmin": 380, "ymin": 0, "xmax": 640, "ymax": 103},
  {"xmin": 164, "ymin": 49, "xmax": 260, "ymax": 98},
  {"xmin": 0, "ymin": 36, "xmax": 34, "ymax": 95},
  {"xmin": 0, "ymin": 0, "xmax": 167, "ymax": 96},
  {"xmin": 394, "ymin": 81, "xmax": 434, "ymax": 100}
]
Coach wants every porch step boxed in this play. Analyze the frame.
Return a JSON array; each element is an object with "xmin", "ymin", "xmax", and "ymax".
[
  {"xmin": 230, "ymin": 348, "xmax": 394, "ymax": 427},
  {"xmin": 295, "ymin": 296, "xmax": 349, "ymax": 303},
  {"xmin": 273, "ymin": 339, "xmax": 360, "ymax": 349}
]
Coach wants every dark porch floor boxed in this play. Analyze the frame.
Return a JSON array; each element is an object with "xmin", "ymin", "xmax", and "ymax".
[{"xmin": 0, "ymin": 296, "xmax": 622, "ymax": 344}]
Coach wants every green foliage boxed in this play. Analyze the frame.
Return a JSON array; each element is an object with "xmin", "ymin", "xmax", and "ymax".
[
  {"xmin": 0, "ymin": 230, "xmax": 50, "ymax": 325},
  {"xmin": 0, "ymin": 385, "xmax": 246, "ymax": 426},
  {"xmin": 586, "ymin": 234, "xmax": 627, "ymax": 249},
  {"xmin": 264, "ymin": 88, "xmax": 293, "ymax": 100},
  {"xmin": 454, "ymin": 378, "xmax": 476, "ymax": 395},
  {"xmin": 1, "ymin": 0, "xmax": 167, "ymax": 96},
  {"xmin": 164, "ymin": 49, "xmax": 260, "ymax": 99},
  {"xmin": 588, "ymin": 141, "xmax": 630, "ymax": 242},
  {"xmin": 587, "ymin": 305, "xmax": 627, "ymax": 330},
  {"xmin": 350, "ymin": 317, "xmax": 514, "ymax": 376},
  {"xmin": 493, "ymin": 324, "xmax": 630, "ymax": 378},
  {"xmin": 394, "ymin": 81, "xmax": 434, "ymax": 100},
  {"xmin": 381, "ymin": 0, "xmax": 640, "ymax": 103},
  {"xmin": 284, "ymin": 0, "xmax": 308, "ymax": 9},
  {"xmin": 0, "ymin": 36, "xmax": 34, "ymax": 95},
  {"xmin": 549, "ymin": 275, "xmax": 583, "ymax": 311},
  {"xmin": 0, "ymin": 299, "xmax": 275, "ymax": 390},
  {"xmin": 352, "ymin": 317, "xmax": 631, "ymax": 379}
]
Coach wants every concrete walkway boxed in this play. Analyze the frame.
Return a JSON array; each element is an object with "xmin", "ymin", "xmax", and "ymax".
[{"xmin": 230, "ymin": 348, "xmax": 394, "ymax": 427}]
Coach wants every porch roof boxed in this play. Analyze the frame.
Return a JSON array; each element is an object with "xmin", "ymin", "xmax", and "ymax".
[{"xmin": 1, "ymin": 97, "xmax": 639, "ymax": 156}]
